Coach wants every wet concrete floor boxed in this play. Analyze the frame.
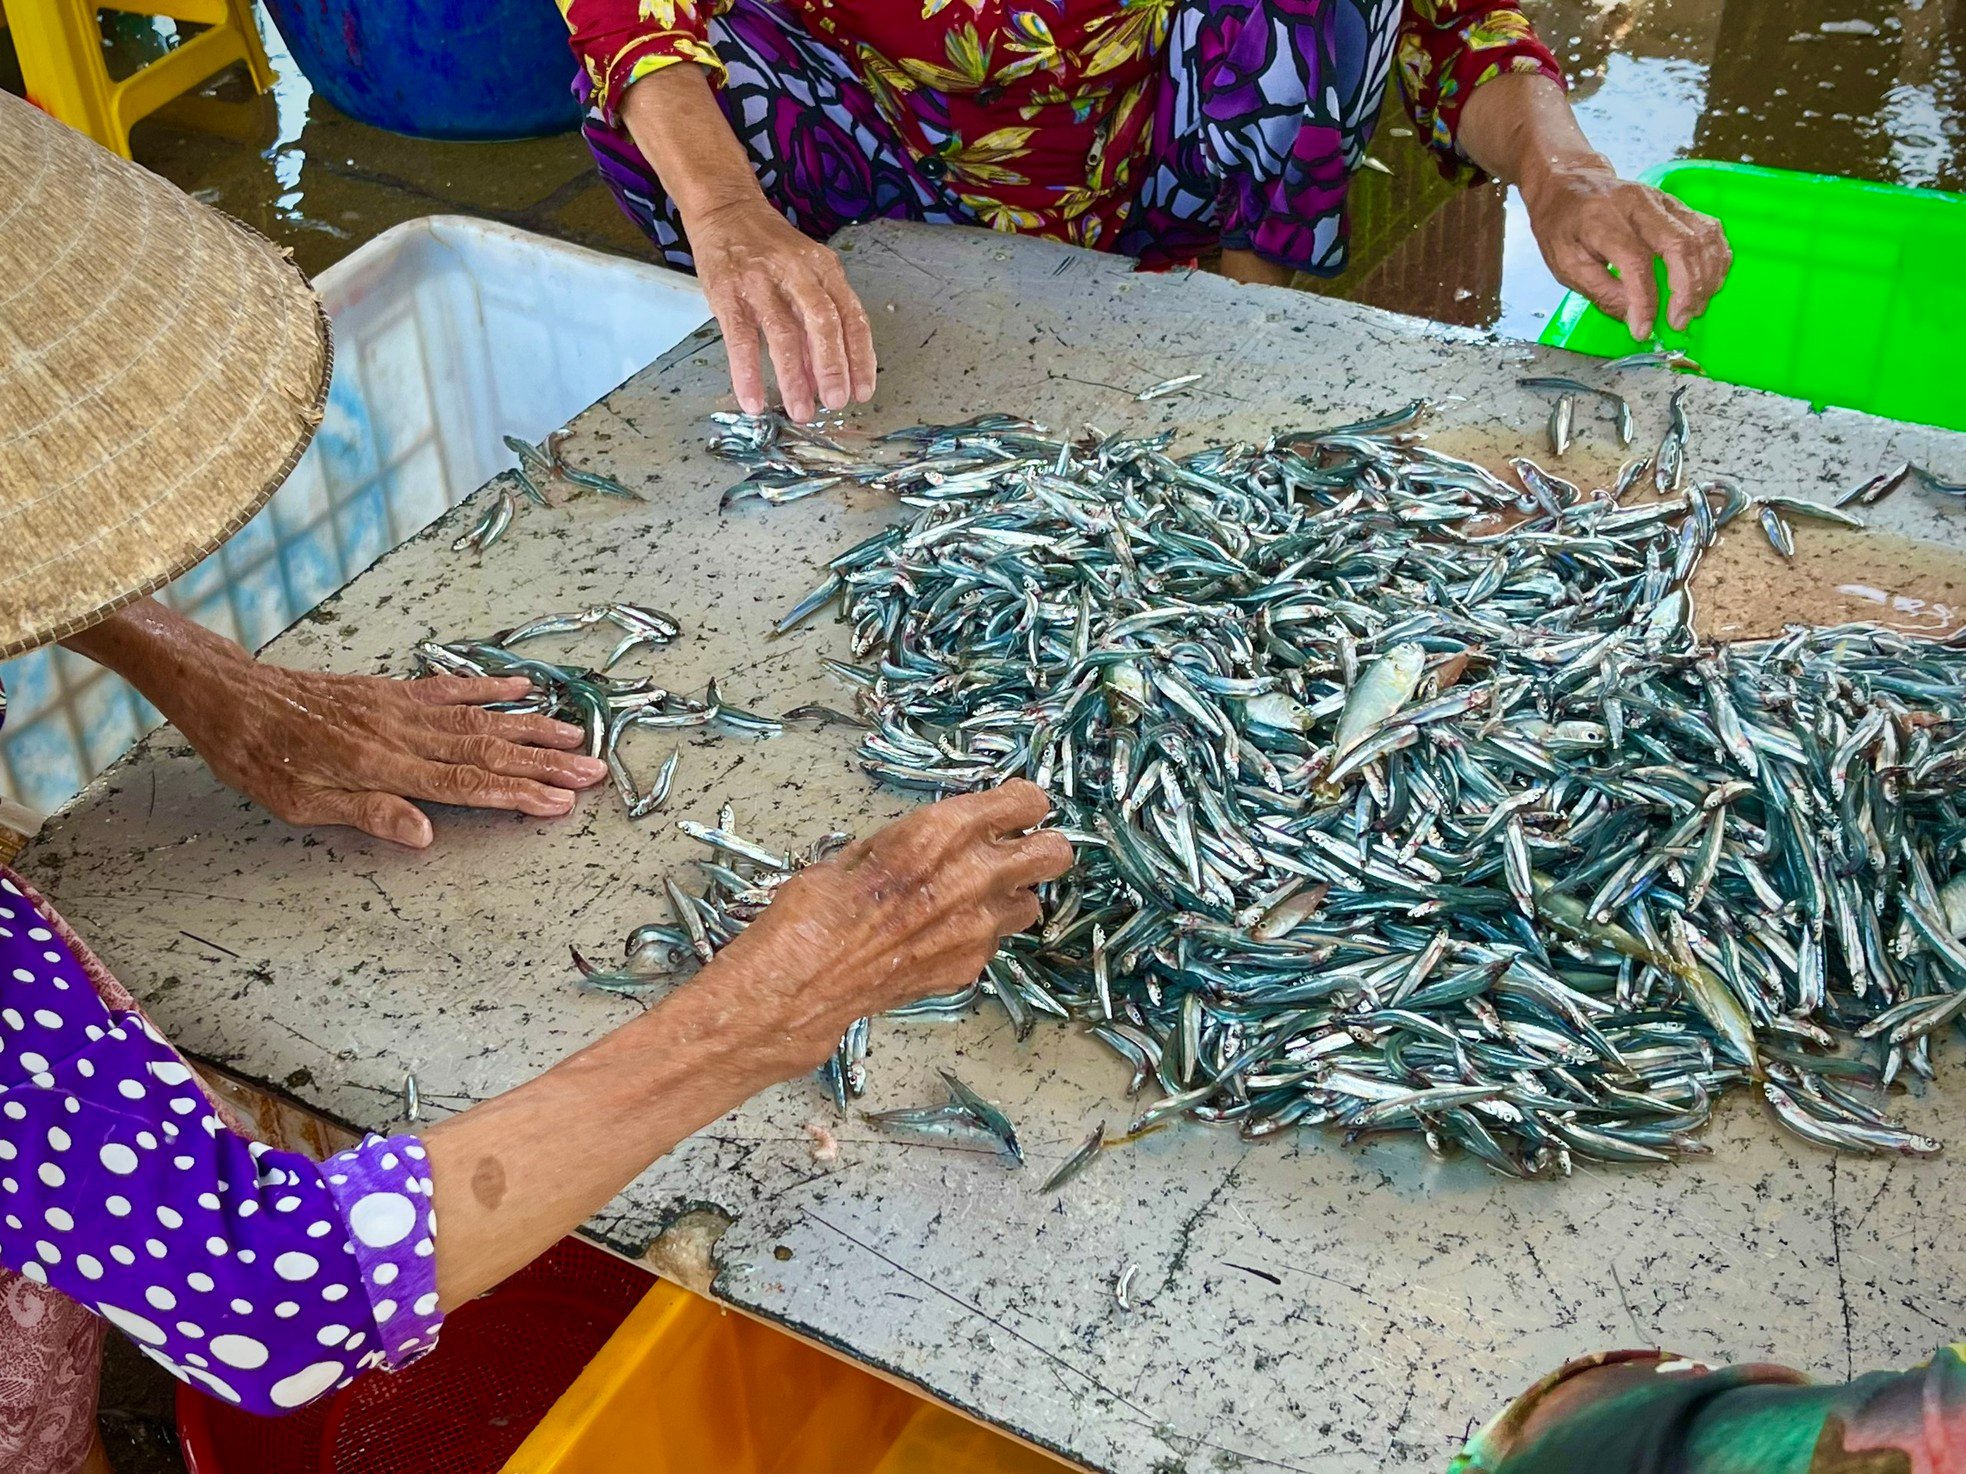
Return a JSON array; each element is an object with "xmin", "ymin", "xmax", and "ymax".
[
  {"xmin": 2, "ymin": 2, "xmax": 1960, "ymax": 1469},
  {"xmin": 1309, "ymin": 0, "xmax": 1965, "ymax": 332},
  {"xmin": 4, "ymin": 0, "xmax": 1959, "ymax": 325},
  {"xmin": 0, "ymin": 10, "xmax": 649, "ymax": 282}
]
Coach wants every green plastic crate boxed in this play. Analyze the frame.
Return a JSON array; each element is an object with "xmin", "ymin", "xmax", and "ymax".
[{"xmin": 1539, "ymin": 161, "xmax": 1966, "ymax": 432}]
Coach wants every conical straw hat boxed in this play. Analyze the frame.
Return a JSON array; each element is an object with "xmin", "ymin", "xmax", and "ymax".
[{"xmin": 0, "ymin": 92, "xmax": 330, "ymax": 659}]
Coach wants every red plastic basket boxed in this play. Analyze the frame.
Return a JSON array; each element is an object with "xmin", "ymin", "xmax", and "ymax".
[{"xmin": 176, "ymin": 1237, "xmax": 652, "ymax": 1474}]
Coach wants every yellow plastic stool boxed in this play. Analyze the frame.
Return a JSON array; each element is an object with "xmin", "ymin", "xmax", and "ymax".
[{"xmin": 1, "ymin": 0, "xmax": 273, "ymax": 158}]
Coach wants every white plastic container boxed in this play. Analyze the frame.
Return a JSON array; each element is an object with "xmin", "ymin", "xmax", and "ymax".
[{"xmin": 0, "ymin": 217, "xmax": 710, "ymax": 817}]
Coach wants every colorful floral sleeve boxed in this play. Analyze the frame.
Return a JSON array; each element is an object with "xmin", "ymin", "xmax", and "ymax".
[
  {"xmin": 1395, "ymin": 0, "xmax": 1565, "ymax": 180},
  {"xmin": 558, "ymin": 0, "xmax": 733, "ymax": 123},
  {"xmin": 1450, "ymin": 1347, "xmax": 1966, "ymax": 1473}
]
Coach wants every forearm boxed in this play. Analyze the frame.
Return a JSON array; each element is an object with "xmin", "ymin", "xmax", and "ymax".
[
  {"xmin": 618, "ymin": 63, "xmax": 766, "ymax": 226},
  {"xmin": 60, "ymin": 598, "xmax": 247, "ymax": 716},
  {"xmin": 0, "ymin": 867, "xmax": 440, "ymax": 1413},
  {"xmin": 1455, "ymin": 72, "xmax": 1601, "ymax": 193},
  {"xmin": 421, "ymin": 964, "xmax": 793, "ymax": 1308}
]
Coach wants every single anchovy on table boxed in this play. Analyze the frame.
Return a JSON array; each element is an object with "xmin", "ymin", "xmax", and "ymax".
[
  {"xmin": 1041, "ymin": 1121, "xmax": 1109, "ymax": 1192},
  {"xmin": 1136, "ymin": 373, "xmax": 1204, "ymax": 402},
  {"xmin": 1912, "ymin": 464, "xmax": 1966, "ymax": 498},
  {"xmin": 689, "ymin": 396, "xmax": 1966, "ymax": 1175},
  {"xmin": 1115, "ymin": 1262, "xmax": 1141, "ymax": 1311}
]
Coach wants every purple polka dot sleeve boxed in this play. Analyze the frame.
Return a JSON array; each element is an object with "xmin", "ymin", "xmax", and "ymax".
[{"xmin": 0, "ymin": 870, "xmax": 444, "ymax": 1414}]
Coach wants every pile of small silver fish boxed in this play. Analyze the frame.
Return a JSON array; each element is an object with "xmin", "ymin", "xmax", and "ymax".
[
  {"xmin": 412, "ymin": 602, "xmax": 779, "ymax": 817},
  {"xmin": 689, "ymin": 394, "xmax": 1966, "ymax": 1175},
  {"xmin": 452, "ymin": 432, "xmax": 643, "ymax": 555}
]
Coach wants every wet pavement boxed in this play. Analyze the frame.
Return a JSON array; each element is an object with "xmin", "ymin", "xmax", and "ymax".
[
  {"xmin": 1, "ymin": 11, "xmax": 647, "ymax": 283},
  {"xmin": 5, "ymin": 0, "xmax": 1960, "ymax": 329},
  {"xmin": 1317, "ymin": 0, "xmax": 1965, "ymax": 332}
]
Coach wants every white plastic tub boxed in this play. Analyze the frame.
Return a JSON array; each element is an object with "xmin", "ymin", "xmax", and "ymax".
[{"xmin": 0, "ymin": 217, "xmax": 710, "ymax": 818}]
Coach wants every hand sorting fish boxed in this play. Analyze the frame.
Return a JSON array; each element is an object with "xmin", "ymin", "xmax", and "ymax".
[
  {"xmin": 683, "ymin": 397, "xmax": 1966, "ymax": 1175},
  {"xmin": 412, "ymin": 601, "xmax": 777, "ymax": 818}
]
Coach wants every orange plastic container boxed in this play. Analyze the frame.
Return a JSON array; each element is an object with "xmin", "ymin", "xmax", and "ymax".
[
  {"xmin": 177, "ymin": 1238, "xmax": 653, "ymax": 1474},
  {"xmin": 498, "ymin": 1279, "xmax": 1081, "ymax": 1474}
]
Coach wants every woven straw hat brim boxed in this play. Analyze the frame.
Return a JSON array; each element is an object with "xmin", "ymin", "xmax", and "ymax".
[{"xmin": 0, "ymin": 92, "xmax": 330, "ymax": 660}]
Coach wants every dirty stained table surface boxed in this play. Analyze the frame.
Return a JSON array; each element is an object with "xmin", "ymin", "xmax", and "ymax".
[{"xmin": 25, "ymin": 222, "xmax": 1966, "ymax": 1474}]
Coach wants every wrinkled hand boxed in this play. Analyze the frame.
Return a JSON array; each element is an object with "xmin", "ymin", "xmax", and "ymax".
[
  {"xmin": 702, "ymin": 780, "xmax": 1073, "ymax": 1074},
  {"xmin": 1521, "ymin": 155, "xmax": 1732, "ymax": 339},
  {"xmin": 167, "ymin": 658, "xmax": 608, "ymax": 847},
  {"xmin": 689, "ymin": 196, "xmax": 876, "ymax": 423}
]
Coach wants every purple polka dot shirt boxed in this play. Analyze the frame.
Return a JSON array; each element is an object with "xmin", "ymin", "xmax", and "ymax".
[{"xmin": 0, "ymin": 866, "xmax": 445, "ymax": 1414}]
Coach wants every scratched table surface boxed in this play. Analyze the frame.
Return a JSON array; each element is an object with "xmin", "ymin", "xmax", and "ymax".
[{"xmin": 25, "ymin": 222, "xmax": 1966, "ymax": 1473}]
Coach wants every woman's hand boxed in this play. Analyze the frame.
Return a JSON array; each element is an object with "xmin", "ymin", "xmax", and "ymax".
[
  {"xmin": 1456, "ymin": 71, "xmax": 1731, "ymax": 340},
  {"xmin": 617, "ymin": 63, "xmax": 876, "ymax": 423},
  {"xmin": 1519, "ymin": 155, "xmax": 1731, "ymax": 340},
  {"xmin": 62, "ymin": 601, "xmax": 607, "ymax": 846},
  {"xmin": 422, "ymin": 780, "xmax": 1073, "ymax": 1306},
  {"xmin": 688, "ymin": 195, "xmax": 877, "ymax": 423},
  {"xmin": 698, "ymin": 780, "xmax": 1072, "ymax": 1073},
  {"xmin": 168, "ymin": 664, "xmax": 608, "ymax": 845}
]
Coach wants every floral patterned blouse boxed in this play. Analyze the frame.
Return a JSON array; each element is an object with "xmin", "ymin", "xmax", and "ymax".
[{"xmin": 561, "ymin": 0, "xmax": 1562, "ymax": 251}]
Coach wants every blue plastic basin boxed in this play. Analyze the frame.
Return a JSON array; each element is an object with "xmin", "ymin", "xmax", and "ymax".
[{"xmin": 260, "ymin": 0, "xmax": 581, "ymax": 140}]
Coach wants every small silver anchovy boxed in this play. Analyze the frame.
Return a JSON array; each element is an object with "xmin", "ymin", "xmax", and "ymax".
[
  {"xmin": 1115, "ymin": 1262, "xmax": 1140, "ymax": 1311},
  {"xmin": 1548, "ymin": 393, "xmax": 1575, "ymax": 458},
  {"xmin": 1758, "ymin": 505, "xmax": 1796, "ymax": 560},
  {"xmin": 938, "ymin": 1070, "xmax": 1023, "ymax": 1164},
  {"xmin": 1910, "ymin": 464, "xmax": 1966, "ymax": 498},
  {"xmin": 1135, "ymin": 373, "xmax": 1204, "ymax": 402},
  {"xmin": 1040, "ymin": 1122, "xmax": 1108, "ymax": 1193},
  {"xmin": 1605, "ymin": 347, "xmax": 1702, "ymax": 373},
  {"xmin": 1654, "ymin": 386, "xmax": 1689, "ymax": 493}
]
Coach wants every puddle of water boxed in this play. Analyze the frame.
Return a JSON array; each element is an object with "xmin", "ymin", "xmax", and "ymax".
[
  {"xmin": 1693, "ymin": 522, "xmax": 1966, "ymax": 639},
  {"xmin": 13, "ymin": 10, "xmax": 640, "ymax": 280},
  {"xmin": 1426, "ymin": 421, "xmax": 1966, "ymax": 643}
]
